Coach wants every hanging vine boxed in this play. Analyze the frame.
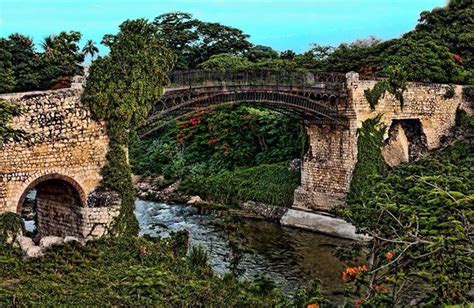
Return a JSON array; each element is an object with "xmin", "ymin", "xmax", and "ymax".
[
  {"xmin": 364, "ymin": 65, "xmax": 408, "ymax": 110},
  {"xmin": 82, "ymin": 19, "xmax": 175, "ymax": 236}
]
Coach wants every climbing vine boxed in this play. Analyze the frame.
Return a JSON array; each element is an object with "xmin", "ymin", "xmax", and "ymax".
[
  {"xmin": 82, "ymin": 19, "xmax": 175, "ymax": 236},
  {"xmin": 346, "ymin": 115, "xmax": 387, "ymax": 205},
  {"xmin": 0, "ymin": 99, "xmax": 27, "ymax": 145},
  {"xmin": 364, "ymin": 65, "xmax": 408, "ymax": 110}
]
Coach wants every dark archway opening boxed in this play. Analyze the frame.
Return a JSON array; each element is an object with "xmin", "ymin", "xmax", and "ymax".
[
  {"xmin": 18, "ymin": 176, "xmax": 85, "ymax": 241},
  {"xmin": 389, "ymin": 119, "xmax": 428, "ymax": 161}
]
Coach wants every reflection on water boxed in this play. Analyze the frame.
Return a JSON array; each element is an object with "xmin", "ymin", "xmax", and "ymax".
[{"xmin": 135, "ymin": 199, "xmax": 350, "ymax": 296}]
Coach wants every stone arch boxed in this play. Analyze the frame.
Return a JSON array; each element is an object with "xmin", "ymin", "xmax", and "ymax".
[{"xmin": 17, "ymin": 173, "xmax": 87, "ymax": 214}]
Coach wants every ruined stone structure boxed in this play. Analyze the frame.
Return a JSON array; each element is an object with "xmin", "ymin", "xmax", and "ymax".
[
  {"xmin": 293, "ymin": 72, "xmax": 465, "ymax": 211},
  {"xmin": 0, "ymin": 88, "xmax": 119, "ymax": 239},
  {"xmin": 0, "ymin": 70, "xmax": 468, "ymax": 238}
]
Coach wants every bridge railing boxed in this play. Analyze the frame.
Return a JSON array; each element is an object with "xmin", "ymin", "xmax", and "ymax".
[{"xmin": 168, "ymin": 69, "xmax": 346, "ymax": 90}]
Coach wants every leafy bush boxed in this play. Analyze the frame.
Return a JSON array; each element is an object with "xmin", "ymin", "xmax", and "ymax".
[
  {"xmin": 345, "ymin": 118, "xmax": 473, "ymax": 306},
  {"xmin": 181, "ymin": 162, "xmax": 300, "ymax": 207},
  {"xmin": 0, "ymin": 212, "xmax": 25, "ymax": 244}
]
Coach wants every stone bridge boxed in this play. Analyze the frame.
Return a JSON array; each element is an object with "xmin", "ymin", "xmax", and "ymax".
[
  {"xmin": 0, "ymin": 87, "xmax": 120, "ymax": 239},
  {"xmin": 0, "ymin": 70, "xmax": 468, "ymax": 239},
  {"xmin": 144, "ymin": 70, "xmax": 468, "ymax": 210}
]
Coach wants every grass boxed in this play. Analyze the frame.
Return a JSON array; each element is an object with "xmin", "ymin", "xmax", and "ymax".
[{"xmin": 0, "ymin": 235, "xmax": 287, "ymax": 306}]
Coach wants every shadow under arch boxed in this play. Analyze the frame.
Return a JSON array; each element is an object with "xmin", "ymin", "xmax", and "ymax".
[{"xmin": 17, "ymin": 173, "xmax": 87, "ymax": 214}]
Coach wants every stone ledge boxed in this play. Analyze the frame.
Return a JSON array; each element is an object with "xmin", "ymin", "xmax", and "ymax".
[{"xmin": 280, "ymin": 209, "xmax": 370, "ymax": 241}]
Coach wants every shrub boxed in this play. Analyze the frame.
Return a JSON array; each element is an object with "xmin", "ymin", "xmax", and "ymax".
[
  {"xmin": 0, "ymin": 212, "xmax": 25, "ymax": 244},
  {"xmin": 181, "ymin": 162, "xmax": 300, "ymax": 207}
]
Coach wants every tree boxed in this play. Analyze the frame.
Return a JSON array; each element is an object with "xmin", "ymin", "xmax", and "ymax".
[
  {"xmin": 40, "ymin": 35, "xmax": 56, "ymax": 55},
  {"xmin": 197, "ymin": 53, "xmax": 251, "ymax": 71},
  {"xmin": 82, "ymin": 19, "xmax": 175, "ymax": 235},
  {"xmin": 0, "ymin": 39, "xmax": 16, "ymax": 93},
  {"xmin": 7, "ymin": 34, "xmax": 40, "ymax": 92},
  {"xmin": 38, "ymin": 31, "xmax": 84, "ymax": 89},
  {"xmin": 154, "ymin": 12, "xmax": 199, "ymax": 70},
  {"xmin": 154, "ymin": 12, "xmax": 252, "ymax": 69},
  {"xmin": 280, "ymin": 50, "xmax": 296, "ymax": 60},
  {"xmin": 245, "ymin": 45, "xmax": 278, "ymax": 62},
  {"xmin": 82, "ymin": 39, "xmax": 99, "ymax": 60}
]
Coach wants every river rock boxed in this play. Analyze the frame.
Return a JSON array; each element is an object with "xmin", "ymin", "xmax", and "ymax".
[
  {"xmin": 280, "ymin": 209, "xmax": 371, "ymax": 241},
  {"xmin": 16, "ymin": 235, "xmax": 44, "ymax": 257},
  {"xmin": 64, "ymin": 236, "xmax": 81, "ymax": 244},
  {"xmin": 39, "ymin": 236, "xmax": 64, "ymax": 249},
  {"xmin": 187, "ymin": 195, "xmax": 204, "ymax": 205}
]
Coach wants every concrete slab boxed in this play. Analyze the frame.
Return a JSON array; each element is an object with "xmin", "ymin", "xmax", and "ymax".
[{"xmin": 280, "ymin": 209, "xmax": 371, "ymax": 241}]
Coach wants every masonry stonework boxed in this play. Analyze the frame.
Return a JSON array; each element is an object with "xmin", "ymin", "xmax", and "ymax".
[
  {"xmin": 293, "ymin": 72, "xmax": 466, "ymax": 212},
  {"xmin": 0, "ymin": 88, "xmax": 118, "ymax": 239}
]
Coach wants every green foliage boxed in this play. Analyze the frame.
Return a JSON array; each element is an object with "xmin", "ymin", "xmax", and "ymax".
[
  {"xmin": 456, "ymin": 108, "xmax": 474, "ymax": 129},
  {"xmin": 0, "ymin": 32, "xmax": 84, "ymax": 93},
  {"xmin": 0, "ymin": 212, "xmax": 25, "ymax": 243},
  {"xmin": 385, "ymin": 65, "xmax": 408, "ymax": 108},
  {"xmin": 444, "ymin": 84, "xmax": 456, "ymax": 99},
  {"xmin": 82, "ymin": 39, "xmax": 99, "ymax": 60},
  {"xmin": 318, "ymin": 2, "xmax": 473, "ymax": 84},
  {"xmin": 0, "ymin": 236, "xmax": 289, "ymax": 306},
  {"xmin": 363, "ymin": 65, "xmax": 408, "ymax": 109},
  {"xmin": 245, "ymin": 45, "xmax": 279, "ymax": 62},
  {"xmin": 364, "ymin": 81, "xmax": 388, "ymax": 110},
  {"xmin": 132, "ymin": 105, "xmax": 306, "ymax": 177},
  {"xmin": 0, "ymin": 99, "xmax": 27, "ymax": 144},
  {"xmin": 292, "ymin": 280, "xmax": 328, "ymax": 307},
  {"xmin": 154, "ymin": 12, "xmax": 251, "ymax": 69},
  {"xmin": 197, "ymin": 53, "xmax": 251, "ymax": 70},
  {"xmin": 82, "ymin": 19, "xmax": 175, "ymax": 236},
  {"xmin": 181, "ymin": 162, "xmax": 300, "ymax": 207},
  {"xmin": 248, "ymin": 275, "xmax": 277, "ymax": 296},
  {"xmin": 187, "ymin": 245, "xmax": 209, "ymax": 268},
  {"xmin": 347, "ymin": 116, "xmax": 387, "ymax": 205},
  {"xmin": 346, "ymin": 130, "xmax": 473, "ymax": 305}
]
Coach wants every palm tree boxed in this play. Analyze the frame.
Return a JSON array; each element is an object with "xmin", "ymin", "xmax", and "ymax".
[
  {"xmin": 82, "ymin": 40, "xmax": 99, "ymax": 61},
  {"xmin": 40, "ymin": 35, "xmax": 56, "ymax": 55}
]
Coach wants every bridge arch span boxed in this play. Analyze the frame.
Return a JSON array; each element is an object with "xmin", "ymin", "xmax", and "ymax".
[
  {"xmin": 17, "ymin": 172, "xmax": 86, "ymax": 213},
  {"xmin": 143, "ymin": 89, "xmax": 348, "ymax": 137}
]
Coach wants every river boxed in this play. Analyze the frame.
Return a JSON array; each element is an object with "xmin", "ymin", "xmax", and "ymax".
[{"xmin": 135, "ymin": 199, "xmax": 351, "ymax": 297}]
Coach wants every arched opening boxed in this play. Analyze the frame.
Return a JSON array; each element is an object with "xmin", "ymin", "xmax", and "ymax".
[{"xmin": 17, "ymin": 174, "xmax": 86, "ymax": 240}]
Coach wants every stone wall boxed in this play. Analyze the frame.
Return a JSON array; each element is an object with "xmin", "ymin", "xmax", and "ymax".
[
  {"xmin": 293, "ymin": 72, "xmax": 466, "ymax": 212},
  {"xmin": 347, "ymin": 73, "xmax": 464, "ymax": 149},
  {"xmin": 0, "ymin": 87, "xmax": 117, "ymax": 239},
  {"xmin": 293, "ymin": 122, "xmax": 357, "ymax": 211}
]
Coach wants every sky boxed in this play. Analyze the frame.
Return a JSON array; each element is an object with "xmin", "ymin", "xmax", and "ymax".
[{"xmin": 0, "ymin": 0, "xmax": 446, "ymax": 56}]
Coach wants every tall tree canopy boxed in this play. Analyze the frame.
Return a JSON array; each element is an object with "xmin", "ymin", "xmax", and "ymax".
[
  {"xmin": 154, "ymin": 12, "xmax": 251, "ymax": 70},
  {"xmin": 82, "ymin": 19, "xmax": 175, "ymax": 235}
]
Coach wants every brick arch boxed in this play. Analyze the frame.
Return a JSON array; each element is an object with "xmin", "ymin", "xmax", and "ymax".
[{"xmin": 16, "ymin": 173, "xmax": 87, "ymax": 213}]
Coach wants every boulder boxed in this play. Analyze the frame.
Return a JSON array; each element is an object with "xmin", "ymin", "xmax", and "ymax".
[
  {"xmin": 16, "ymin": 235, "xmax": 43, "ymax": 257},
  {"xmin": 187, "ymin": 195, "xmax": 203, "ymax": 205},
  {"xmin": 39, "ymin": 236, "xmax": 64, "ymax": 249}
]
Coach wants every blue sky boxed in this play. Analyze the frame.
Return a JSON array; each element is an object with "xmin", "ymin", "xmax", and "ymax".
[{"xmin": 0, "ymin": 0, "xmax": 446, "ymax": 55}]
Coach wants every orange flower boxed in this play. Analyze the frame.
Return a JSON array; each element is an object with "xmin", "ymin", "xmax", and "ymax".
[
  {"xmin": 385, "ymin": 251, "xmax": 393, "ymax": 260},
  {"xmin": 306, "ymin": 304, "xmax": 319, "ymax": 308},
  {"xmin": 342, "ymin": 271, "xmax": 347, "ymax": 281}
]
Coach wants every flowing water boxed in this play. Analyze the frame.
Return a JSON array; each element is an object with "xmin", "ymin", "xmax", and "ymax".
[{"xmin": 135, "ymin": 199, "xmax": 351, "ymax": 296}]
